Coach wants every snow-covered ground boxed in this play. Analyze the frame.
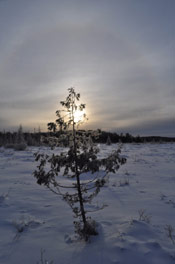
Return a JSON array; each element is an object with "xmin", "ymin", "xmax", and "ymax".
[{"xmin": 0, "ymin": 144, "xmax": 175, "ymax": 264}]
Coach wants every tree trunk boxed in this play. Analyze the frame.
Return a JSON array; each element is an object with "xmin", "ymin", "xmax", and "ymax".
[{"xmin": 72, "ymin": 101, "xmax": 87, "ymax": 229}]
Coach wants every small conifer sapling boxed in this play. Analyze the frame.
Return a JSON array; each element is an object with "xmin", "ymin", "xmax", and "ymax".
[{"xmin": 34, "ymin": 88, "xmax": 126, "ymax": 240}]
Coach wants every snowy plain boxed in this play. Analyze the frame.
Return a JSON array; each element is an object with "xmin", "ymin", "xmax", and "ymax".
[{"xmin": 0, "ymin": 143, "xmax": 175, "ymax": 264}]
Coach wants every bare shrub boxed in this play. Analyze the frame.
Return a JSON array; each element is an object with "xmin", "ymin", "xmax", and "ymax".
[
  {"xmin": 165, "ymin": 224, "xmax": 175, "ymax": 244},
  {"xmin": 37, "ymin": 249, "xmax": 53, "ymax": 264},
  {"xmin": 138, "ymin": 209, "xmax": 151, "ymax": 223}
]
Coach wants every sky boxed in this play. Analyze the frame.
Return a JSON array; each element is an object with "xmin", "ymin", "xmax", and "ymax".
[{"xmin": 0, "ymin": 0, "xmax": 174, "ymax": 136}]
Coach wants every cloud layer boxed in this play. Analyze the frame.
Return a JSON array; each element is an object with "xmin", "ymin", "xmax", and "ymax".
[{"xmin": 0, "ymin": 0, "xmax": 174, "ymax": 135}]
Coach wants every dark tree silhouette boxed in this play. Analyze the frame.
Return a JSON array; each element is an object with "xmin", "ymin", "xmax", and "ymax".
[
  {"xmin": 47, "ymin": 122, "xmax": 57, "ymax": 133},
  {"xmin": 34, "ymin": 88, "xmax": 126, "ymax": 240}
]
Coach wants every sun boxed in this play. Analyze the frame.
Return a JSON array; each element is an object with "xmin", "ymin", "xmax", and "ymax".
[{"xmin": 74, "ymin": 109, "xmax": 85, "ymax": 123}]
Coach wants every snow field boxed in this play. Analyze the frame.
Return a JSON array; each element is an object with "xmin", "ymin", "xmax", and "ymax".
[{"xmin": 0, "ymin": 144, "xmax": 175, "ymax": 264}]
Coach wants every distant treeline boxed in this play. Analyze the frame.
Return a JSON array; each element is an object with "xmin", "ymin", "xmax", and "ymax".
[
  {"xmin": 0, "ymin": 129, "xmax": 175, "ymax": 148},
  {"xmin": 93, "ymin": 130, "xmax": 175, "ymax": 144}
]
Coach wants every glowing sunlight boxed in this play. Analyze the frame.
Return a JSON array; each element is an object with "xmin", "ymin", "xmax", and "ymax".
[{"xmin": 74, "ymin": 109, "xmax": 85, "ymax": 123}]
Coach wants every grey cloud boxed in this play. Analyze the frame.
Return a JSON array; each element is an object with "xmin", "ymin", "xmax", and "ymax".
[
  {"xmin": 0, "ymin": 0, "xmax": 174, "ymax": 135},
  {"xmin": 0, "ymin": 118, "xmax": 9, "ymax": 131},
  {"xmin": 0, "ymin": 95, "xmax": 58, "ymax": 110},
  {"xmin": 120, "ymin": 118, "xmax": 175, "ymax": 137}
]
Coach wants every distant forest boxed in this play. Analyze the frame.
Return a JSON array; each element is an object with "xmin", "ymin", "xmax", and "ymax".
[{"xmin": 0, "ymin": 129, "xmax": 175, "ymax": 148}]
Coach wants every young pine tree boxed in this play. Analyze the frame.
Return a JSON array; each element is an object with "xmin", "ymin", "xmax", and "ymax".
[
  {"xmin": 14, "ymin": 125, "xmax": 27, "ymax": 150},
  {"xmin": 34, "ymin": 88, "xmax": 126, "ymax": 240},
  {"xmin": 106, "ymin": 135, "xmax": 112, "ymax": 145}
]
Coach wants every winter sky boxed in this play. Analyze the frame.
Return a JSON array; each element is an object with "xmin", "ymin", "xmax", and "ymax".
[{"xmin": 0, "ymin": 0, "xmax": 174, "ymax": 136}]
